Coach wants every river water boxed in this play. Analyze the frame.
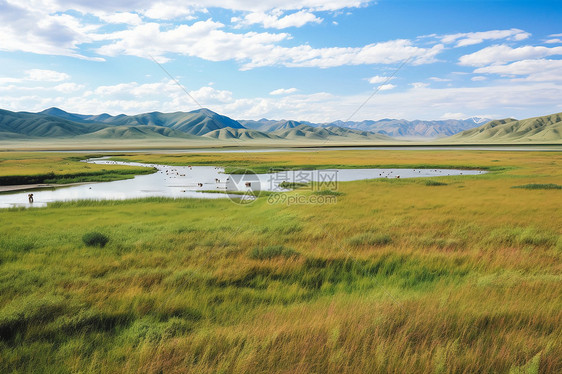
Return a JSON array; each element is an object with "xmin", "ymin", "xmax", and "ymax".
[{"xmin": 0, "ymin": 159, "xmax": 486, "ymax": 208}]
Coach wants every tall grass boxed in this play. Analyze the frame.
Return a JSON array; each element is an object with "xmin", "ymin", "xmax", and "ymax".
[{"xmin": 0, "ymin": 149, "xmax": 561, "ymax": 373}]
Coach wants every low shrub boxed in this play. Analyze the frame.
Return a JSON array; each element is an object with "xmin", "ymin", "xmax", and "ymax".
[
  {"xmin": 424, "ymin": 180, "xmax": 448, "ymax": 186},
  {"xmin": 82, "ymin": 232, "xmax": 109, "ymax": 248}
]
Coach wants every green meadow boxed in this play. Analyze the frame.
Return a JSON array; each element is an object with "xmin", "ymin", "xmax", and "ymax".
[
  {"xmin": 0, "ymin": 149, "xmax": 561, "ymax": 373},
  {"xmin": 0, "ymin": 153, "xmax": 152, "ymax": 186}
]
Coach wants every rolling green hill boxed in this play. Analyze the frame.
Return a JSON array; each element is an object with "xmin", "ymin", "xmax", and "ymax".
[
  {"xmin": 203, "ymin": 127, "xmax": 279, "ymax": 140},
  {"xmin": 271, "ymin": 124, "xmax": 393, "ymax": 141},
  {"xmin": 0, "ymin": 109, "xmax": 108, "ymax": 138},
  {"xmin": 447, "ymin": 113, "xmax": 562, "ymax": 143},
  {"xmin": 79, "ymin": 125, "xmax": 199, "ymax": 139}
]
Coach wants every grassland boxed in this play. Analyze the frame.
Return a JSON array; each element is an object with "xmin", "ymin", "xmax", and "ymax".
[
  {"xmin": 0, "ymin": 153, "xmax": 153, "ymax": 186},
  {"xmin": 0, "ymin": 149, "xmax": 561, "ymax": 373}
]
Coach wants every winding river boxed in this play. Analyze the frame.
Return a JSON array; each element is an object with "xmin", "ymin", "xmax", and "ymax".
[{"xmin": 0, "ymin": 159, "xmax": 486, "ymax": 208}]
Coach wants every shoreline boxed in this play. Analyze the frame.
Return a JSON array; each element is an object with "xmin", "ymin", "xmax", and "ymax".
[{"xmin": 0, "ymin": 182, "xmax": 93, "ymax": 193}]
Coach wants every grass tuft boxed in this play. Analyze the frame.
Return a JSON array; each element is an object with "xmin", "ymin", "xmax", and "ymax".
[
  {"xmin": 512, "ymin": 183, "xmax": 562, "ymax": 190},
  {"xmin": 82, "ymin": 232, "xmax": 109, "ymax": 248},
  {"xmin": 279, "ymin": 181, "xmax": 310, "ymax": 189},
  {"xmin": 348, "ymin": 233, "xmax": 392, "ymax": 247},
  {"xmin": 312, "ymin": 189, "xmax": 344, "ymax": 196},
  {"xmin": 424, "ymin": 180, "xmax": 448, "ymax": 186},
  {"xmin": 249, "ymin": 245, "xmax": 300, "ymax": 260}
]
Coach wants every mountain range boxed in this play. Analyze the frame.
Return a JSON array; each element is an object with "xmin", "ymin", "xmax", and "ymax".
[
  {"xmin": 0, "ymin": 108, "xmax": 392, "ymax": 142},
  {"xmin": 239, "ymin": 117, "xmax": 489, "ymax": 138},
  {"xmin": 0, "ymin": 107, "xmax": 560, "ymax": 143}
]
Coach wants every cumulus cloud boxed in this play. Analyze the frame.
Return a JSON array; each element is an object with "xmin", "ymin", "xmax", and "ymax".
[
  {"xmin": 378, "ymin": 84, "xmax": 395, "ymax": 91},
  {"xmin": 459, "ymin": 44, "xmax": 562, "ymax": 67},
  {"xmin": 188, "ymin": 86, "xmax": 233, "ymax": 103},
  {"xmin": 93, "ymin": 20, "xmax": 443, "ymax": 70},
  {"xmin": 411, "ymin": 82, "xmax": 429, "ymax": 89},
  {"xmin": 0, "ymin": 1, "xmax": 102, "ymax": 60},
  {"xmin": 233, "ymin": 9, "xmax": 322, "ymax": 29},
  {"xmin": 474, "ymin": 59, "xmax": 562, "ymax": 82},
  {"xmin": 47, "ymin": 0, "xmax": 370, "ymax": 14},
  {"xmin": 270, "ymin": 88, "xmax": 298, "ymax": 95},
  {"xmin": 96, "ymin": 12, "xmax": 143, "ymax": 25},
  {"xmin": 54, "ymin": 83, "xmax": 85, "ymax": 92},
  {"xmin": 441, "ymin": 28, "xmax": 530, "ymax": 47},
  {"xmin": 141, "ymin": 3, "xmax": 196, "ymax": 20},
  {"xmin": 367, "ymin": 75, "xmax": 393, "ymax": 84},
  {"xmin": 0, "ymin": 0, "xmax": 369, "ymax": 63}
]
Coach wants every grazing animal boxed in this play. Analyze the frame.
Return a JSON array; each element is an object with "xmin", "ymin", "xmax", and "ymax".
[
  {"xmin": 396, "ymin": 176, "xmax": 400, "ymax": 179},
  {"xmin": 28, "ymin": 193, "xmax": 34, "ymax": 203},
  {"xmin": 197, "ymin": 183, "xmax": 203, "ymax": 187},
  {"xmin": 245, "ymin": 182, "xmax": 252, "ymax": 187}
]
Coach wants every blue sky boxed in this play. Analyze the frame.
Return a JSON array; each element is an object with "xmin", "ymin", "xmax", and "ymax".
[{"xmin": 0, "ymin": 0, "xmax": 561, "ymax": 122}]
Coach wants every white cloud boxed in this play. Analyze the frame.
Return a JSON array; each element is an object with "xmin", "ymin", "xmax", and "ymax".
[
  {"xmin": 270, "ymin": 88, "xmax": 298, "ymax": 95},
  {"xmin": 459, "ymin": 44, "xmax": 562, "ymax": 67},
  {"xmin": 141, "ymin": 3, "xmax": 196, "ymax": 20},
  {"xmin": 378, "ymin": 84, "xmax": 395, "ymax": 91},
  {"xmin": 0, "ymin": 0, "xmax": 368, "ymax": 62},
  {"xmin": 188, "ymin": 86, "xmax": 233, "ymax": 103},
  {"xmin": 441, "ymin": 28, "xmax": 530, "ymax": 47},
  {"xmin": 54, "ymin": 82, "xmax": 84, "ymax": 92},
  {"xmin": 544, "ymin": 38, "xmax": 562, "ymax": 44},
  {"xmin": 25, "ymin": 69, "xmax": 70, "ymax": 82},
  {"xmin": 234, "ymin": 9, "xmax": 322, "ymax": 29},
  {"xmin": 471, "ymin": 76, "xmax": 487, "ymax": 81},
  {"xmin": 429, "ymin": 77, "xmax": 451, "ymax": 82},
  {"xmin": 94, "ymin": 20, "xmax": 444, "ymax": 70},
  {"xmin": 48, "ymin": 0, "xmax": 370, "ymax": 14},
  {"xmin": 97, "ymin": 12, "xmax": 143, "ymax": 25},
  {"xmin": 474, "ymin": 59, "xmax": 562, "ymax": 82},
  {"xmin": 441, "ymin": 112, "xmax": 466, "ymax": 120},
  {"xmin": 368, "ymin": 75, "xmax": 393, "ymax": 84},
  {"xmin": 3, "ymin": 77, "xmax": 562, "ymax": 123},
  {"xmin": 411, "ymin": 82, "xmax": 429, "ymax": 89},
  {"xmin": 0, "ymin": 2, "xmax": 102, "ymax": 60}
]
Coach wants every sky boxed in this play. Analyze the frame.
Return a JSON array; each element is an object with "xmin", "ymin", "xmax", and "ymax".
[{"xmin": 0, "ymin": 0, "xmax": 561, "ymax": 122}]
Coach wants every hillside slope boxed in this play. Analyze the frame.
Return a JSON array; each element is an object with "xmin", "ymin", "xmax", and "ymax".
[
  {"xmin": 79, "ymin": 125, "xmax": 198, "ymax": 139},
  {"xmin": 271, "ymin": 124, "xmax": 394, "ymax": 141},
  {"xmin": 203, "ymin": 127, "xmax": 279, "ymax": 140},
  {"xmin": 39, "ymin": 108, "xmax": 246, "ymax": 136},
  {"xmin": 446, "ymin": 113, "xmax": 562, "ymax": 143}
]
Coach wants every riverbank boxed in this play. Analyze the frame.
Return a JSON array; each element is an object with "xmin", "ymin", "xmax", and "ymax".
[{"xmin": 0, "ymin": 182, "xmax": 93, "ymax": 193}]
